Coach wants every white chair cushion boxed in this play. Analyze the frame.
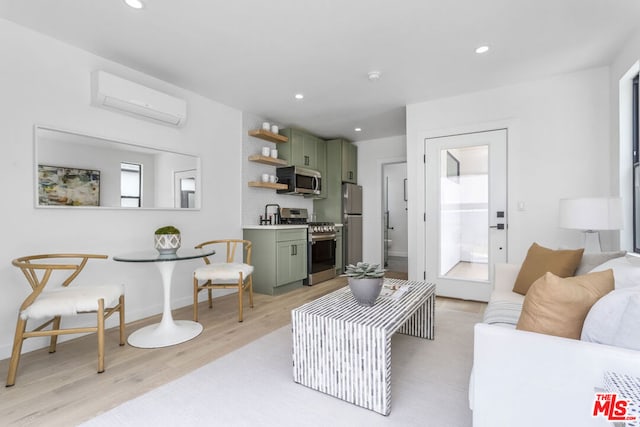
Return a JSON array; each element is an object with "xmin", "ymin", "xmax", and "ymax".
[
  {"xmin": 194, "ymin": 263, "xmax": 254, "ymax": 282},
  {"xmin": 21, "ymin": 284, "xmax": 124, "ymax": 320}
]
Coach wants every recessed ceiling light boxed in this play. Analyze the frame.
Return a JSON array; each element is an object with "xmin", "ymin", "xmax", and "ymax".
[
  {"xmin": 368, "ymin": 71, "xmax": 381, "ymax": 81},
  {"xmin": 475, "ymin": 45, "xmax": 490, "ymax": 54},
  {"xmin": 294, "ymin": 93, "xmax": 304, "ymax": 100},
  {"xmin": 124, "ymin": 0, "xmax": 144, "ymax": 9},
  {"xmin": 354, "ymin": 128, "xmax": 362, "ymax": 132}
]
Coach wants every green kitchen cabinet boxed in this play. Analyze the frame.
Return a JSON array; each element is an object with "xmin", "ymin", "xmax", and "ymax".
[
  {"xmin": 276, "ymin": 240, "xmax": 307, "ymax": 286},
  {"xmin": 315, "ymin": 138, "xmax": 327, "ymax": 198},
  {"xmin": 335, "ymin": 226, "xmax": 343, "ymax": 274},
  {"xmin": 243, "ymin": 227, "xmax": 308, "ymax": 295},
  {"xmin": 313, "ymin": 138, "xmax": 358, "ymax": 222},
  {"xmin": 341, "ymin": 139, "xmax": 357, "ymax": 184},
  {"xmin": 278, "ymin": 129, "xmax": 327, "ymax": 192}
]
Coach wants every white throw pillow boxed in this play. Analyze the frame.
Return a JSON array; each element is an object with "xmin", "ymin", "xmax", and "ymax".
[
  {"xmin": 613, "ymin": 294, "xmax": 640, "ymax": 350},
  {"xmin": 581, "ymin": 285, "xmax": 640, "ymax": 344},
  {"xmin": 589, "ymin": 256, "xmax": 640, "ymax": 289}
]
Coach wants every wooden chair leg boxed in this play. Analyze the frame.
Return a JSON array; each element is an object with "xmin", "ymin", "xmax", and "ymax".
[
  {"xmin": 118, "ymin": 295, "xmax": 125, "ymax": 346},
  {"xmin": 6, "ymin": 317, "xmax": 27, "ymax": 387},
  {"xmin": 207, "ymin": 287, "xmax": 213, "ymax": 309},
  {"xmin": 248, "ymin": 275, "xmax": 254, "ymax": 308},
  {"xmin": 193, "ymin": 277, "xmax": 199, "ymax": 322},
  {"xmin": 49, "ymin": 316, "xmax": 61, "ymax": 353},
  {"xmin": 237, "ymin": 273, "xmax": 244, "ymax": 322},
  {"xmin": 97, "ymin": 299, "xmax": 105, "ymax": 374}
]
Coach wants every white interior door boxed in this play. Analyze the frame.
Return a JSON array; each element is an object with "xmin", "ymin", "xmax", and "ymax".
[{"xmin": 425, "ymin": 129, "xmax": 507, "ymax": 301}]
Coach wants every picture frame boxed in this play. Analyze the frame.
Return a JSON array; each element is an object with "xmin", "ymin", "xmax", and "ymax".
[{"xmin": 38, "ymin": 165, "xmax": 100, "ymax": 206}]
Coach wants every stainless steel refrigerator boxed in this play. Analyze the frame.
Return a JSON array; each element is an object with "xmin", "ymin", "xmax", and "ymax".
[{"xmin": 343, "ymin": 183, "xmax": 363, "ymax": 266}]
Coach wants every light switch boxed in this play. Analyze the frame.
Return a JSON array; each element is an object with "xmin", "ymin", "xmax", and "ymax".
[{"xmin": 517, "ymin": 201, "xmax": 525, "ymax": 211}]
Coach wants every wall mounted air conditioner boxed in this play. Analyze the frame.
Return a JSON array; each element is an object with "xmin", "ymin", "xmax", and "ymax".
[{"xmin": 91, "ymin": 70, "xmax": 187, "ymax": 127}]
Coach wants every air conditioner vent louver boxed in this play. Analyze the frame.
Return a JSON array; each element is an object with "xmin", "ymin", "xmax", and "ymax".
[{"xmin": 91, "ymin": 71, "xmax": 187, "ymax": 127}]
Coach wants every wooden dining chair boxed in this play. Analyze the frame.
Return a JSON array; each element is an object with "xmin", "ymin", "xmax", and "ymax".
[
  {"xmin": 193, "ymin": 240, "xmax": 254, "ymax": 322},
  {"xmin": 7, "ymin": 254, "xmax": 125, "ymax": 386}
]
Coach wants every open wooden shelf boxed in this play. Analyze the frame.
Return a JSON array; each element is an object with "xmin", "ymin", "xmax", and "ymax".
[
  {"xmin": 248, "ymin": 129, "xmax": 289, "ymax": 143},
  {"xmin": 248, "ymin": 181, "xmax": 288, "ymax": 190},
  {"xmin": 248, "ymin": 155, "xmax": 288, "ymax": 166}
]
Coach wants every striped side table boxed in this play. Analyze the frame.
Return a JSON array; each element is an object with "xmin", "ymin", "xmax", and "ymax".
[{"xmin": 291, "ymin": 278, "xmax": 436, "ymax": 415}]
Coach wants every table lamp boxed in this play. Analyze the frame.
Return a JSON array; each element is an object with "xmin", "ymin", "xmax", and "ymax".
[{"xmin": 559, "ymin": 197, "xmax": 623, "ymax": 253}]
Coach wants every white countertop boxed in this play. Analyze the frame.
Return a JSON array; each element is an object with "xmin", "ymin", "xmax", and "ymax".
[{"xmin": 243, "ymin": 224, "xmax": 308, "ymax": 230}]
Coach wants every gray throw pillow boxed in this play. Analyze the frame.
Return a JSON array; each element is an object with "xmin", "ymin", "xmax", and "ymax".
[{"xmin": 574, "ymin": 250, "xmax": 626, "ymax": 276}]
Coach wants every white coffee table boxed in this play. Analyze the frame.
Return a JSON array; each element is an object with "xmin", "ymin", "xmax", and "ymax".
[{"xmin": 291, "ymin": 278, "xmax": 436, "ymax": 415}]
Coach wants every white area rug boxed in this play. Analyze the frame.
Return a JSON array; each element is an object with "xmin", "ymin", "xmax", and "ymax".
[{"xmin": 81, "ymin": 308, "xmax": 481, "ymax": 427}]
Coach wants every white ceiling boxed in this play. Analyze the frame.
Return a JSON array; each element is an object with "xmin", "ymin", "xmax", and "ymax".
[{"xmin": 2, "ymin": 0, "xmax": 640, "ymax": 141}]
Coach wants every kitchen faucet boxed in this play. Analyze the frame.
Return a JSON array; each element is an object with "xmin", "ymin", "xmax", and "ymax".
[{"xmin": 263, "ymin": 203, "xmax": 281, "ymax": 225}]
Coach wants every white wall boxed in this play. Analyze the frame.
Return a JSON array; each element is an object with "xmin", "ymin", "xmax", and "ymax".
[
  {"xmin": 407, "ymin": 67, "xmax": 612, "ymax": 281},
  {"xmin": 356, "ymin": 135, "xmax": 407, "ymax": 266},
  {"xmin": 0, "ymin": 19, "xmax": 243, "ymax": 359},
  {"xmin": 241, "ymin": 112, "xmax": 313, "ymax": 225}
]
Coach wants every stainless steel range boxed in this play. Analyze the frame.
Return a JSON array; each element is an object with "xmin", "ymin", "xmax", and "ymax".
[
  {"xmin": 279, "ymin": 208, "xmax": 337, "ymax": 286},
  {"xmin": 305, "ymin": 221, "xmax": 337, "ymax": 286}
]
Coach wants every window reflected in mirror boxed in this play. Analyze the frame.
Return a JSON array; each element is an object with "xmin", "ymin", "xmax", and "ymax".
[{"xmin": 35, "ymin": 126, "xmax": 200, "ymax": 210}]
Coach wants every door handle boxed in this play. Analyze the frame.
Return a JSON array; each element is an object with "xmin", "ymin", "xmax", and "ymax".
[{"xmin": 489, "ymin": 224, "xmax": 506, "ymax": 230}]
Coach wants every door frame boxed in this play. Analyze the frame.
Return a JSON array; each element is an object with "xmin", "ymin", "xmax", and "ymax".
[
  {"xmin": 379, "ymin": 158, "xmax": 408, "ymax": 268},
  {"xmin": 409, "ymin": 119, "xmax": 517, "ymax": 287},
  {"xmin": 173, "ymin": 169, "xmax": 198, "ymax": 209}
]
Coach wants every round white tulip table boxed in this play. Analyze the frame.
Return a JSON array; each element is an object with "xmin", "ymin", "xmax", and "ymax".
[{"xmin": 114, "ymin": 248, "xmax": 215, "ymax": 348}]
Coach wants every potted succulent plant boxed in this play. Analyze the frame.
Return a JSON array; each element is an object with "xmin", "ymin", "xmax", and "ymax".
[
  {"xmin": 344, "ymin": 262, "xmax": 386, "ymax": 307},
  {"xmin": 154, "ymin": 225, "xmax": 181, "ymax": 255}
]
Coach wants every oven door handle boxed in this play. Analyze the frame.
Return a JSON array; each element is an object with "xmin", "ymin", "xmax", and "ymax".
[{"xmin": 310, "ymin": 234, "xmax": 336, "ymax": 243}]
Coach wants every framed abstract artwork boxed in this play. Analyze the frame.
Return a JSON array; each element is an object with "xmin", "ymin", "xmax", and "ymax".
[{"xmin": 38, "ymin": 165, "xmax": 100, "ymax": 206}]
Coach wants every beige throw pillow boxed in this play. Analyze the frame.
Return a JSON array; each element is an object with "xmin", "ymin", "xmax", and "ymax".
[
  {"xmin": 512, "ymin": 243, "xmax": 584, "ymax": 295},
  {"xmin": 516, "ymin": 269, "xmax": 614, "ymax": 339}
]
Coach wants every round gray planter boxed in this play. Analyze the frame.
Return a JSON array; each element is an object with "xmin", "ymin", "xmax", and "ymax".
[{"xmin": 348, "ymin": 277, "xmax": 384, "ymax": 307}]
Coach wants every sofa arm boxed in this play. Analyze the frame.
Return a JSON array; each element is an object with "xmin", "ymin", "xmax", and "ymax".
[
  {"xmin": 472, "ymin": 323, "xmax": 640, "ymax": 427},
  {"xmin": 493, "ymin": 263, "xmax": 520, "ymax": 292}
]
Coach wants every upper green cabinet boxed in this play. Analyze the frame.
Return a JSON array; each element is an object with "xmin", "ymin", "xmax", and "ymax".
[
  {"xmin": 279, "ymin": 129, "xmax": 321, "ymax": 169},
  {"xmin": 313, "ymin": 138, "xmax": 358, "ymax": 222},
  {"xmin": 279, "ymin": 128, "xmax": 327, "ymax": 198},
  {"xmin": 341, "ymin": 140, "xmax": 357, "ymax": 184}
]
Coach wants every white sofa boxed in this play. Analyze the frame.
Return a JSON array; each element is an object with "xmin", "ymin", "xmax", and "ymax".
[{"xmin": 470, "ymin": 258, "xmax": 640, "ymax": 427}]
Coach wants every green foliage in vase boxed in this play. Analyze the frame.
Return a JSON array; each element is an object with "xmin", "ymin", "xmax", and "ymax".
[
  {"xmin": 154, "ymin": 225, "xmax": 181, "ymax": 235},
  {"xmin": 343, "ymin": 262, "xmax": 385, "ymax": 279}
]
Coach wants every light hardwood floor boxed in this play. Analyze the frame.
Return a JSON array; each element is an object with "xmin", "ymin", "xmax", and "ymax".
[{"xmin": 0, "ymin": 272, "xmax": 485, "ymax": 426}]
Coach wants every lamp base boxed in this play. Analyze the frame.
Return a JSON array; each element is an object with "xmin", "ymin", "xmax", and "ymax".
[{"xmin": 583, "ymin": 230, "xmax": 602, "ymax": 253}]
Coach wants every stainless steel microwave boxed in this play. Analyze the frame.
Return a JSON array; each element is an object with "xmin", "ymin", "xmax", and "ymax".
[{"xmin": 276, "ymin": 166, "xmax": 321, "ymax": 195}]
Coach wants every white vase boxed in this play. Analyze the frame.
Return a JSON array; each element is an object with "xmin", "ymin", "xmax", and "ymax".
[
  {"xmin": 348, "ymin": 277, "xmax": 384, "ymax": 307},
  {"xmin": 154, "ymin": 233, "xmax": 181, "ymax": 254}
]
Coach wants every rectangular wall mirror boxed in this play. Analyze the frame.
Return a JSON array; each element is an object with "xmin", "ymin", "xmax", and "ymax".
[{"xmin": 35, "ymin": 125, "xmax": 201, "ymax": 209}]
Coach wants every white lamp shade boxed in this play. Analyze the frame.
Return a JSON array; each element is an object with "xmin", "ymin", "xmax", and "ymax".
[{"xmin": 559, "ymin": 197, "xmax": 623, "ymax": 230}]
